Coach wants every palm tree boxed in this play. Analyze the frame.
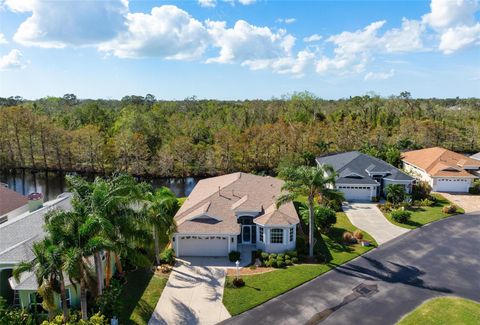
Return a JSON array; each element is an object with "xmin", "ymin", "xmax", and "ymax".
[
  {"xmin": 13, "ymin": 238, "xmax": 68, "ymax": 322},
  {"xmin": 277, "ymin": 165, "xmax": 337, "ymax": 257},
  {"xmin": 143, "ymin": 187, "xmax": 178, "ymax": 265}
]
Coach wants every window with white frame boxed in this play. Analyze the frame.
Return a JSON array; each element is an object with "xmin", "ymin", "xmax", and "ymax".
[
  {"xmin": 59, "ymin": 288, "xmax": 72, "ymax": 308},
  {"xmin": 259, "ymin": 227, "xmax": 264, "ymax": 242},
  {"xmin": 270, "ymin": 228, "xmax": 283, "ymax": 244},
  {"xmin": 289, "ymin": 227, "xmax": 294, "ymax": 242}
]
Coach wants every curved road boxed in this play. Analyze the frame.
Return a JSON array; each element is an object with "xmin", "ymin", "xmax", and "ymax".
[{"xmin": 222, "ymin": 212, "xmax": 480, "ymax": 325}]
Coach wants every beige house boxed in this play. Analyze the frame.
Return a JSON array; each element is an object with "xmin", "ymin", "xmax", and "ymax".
[
  {"xmin": 173, "ymin": 173, "xmax": 299, "ymax": 257},
  {"xmin": 402, "ymin": 147, "xmax": 480, "ymax": 192}
]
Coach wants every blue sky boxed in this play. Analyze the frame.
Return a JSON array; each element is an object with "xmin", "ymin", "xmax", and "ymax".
[{"xmin": 0, "ymin": 0, "xmax": 479, "ymax": 99}]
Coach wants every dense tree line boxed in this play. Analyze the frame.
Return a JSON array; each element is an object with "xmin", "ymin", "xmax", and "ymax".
[{"xmin": 0, "ymin": 92, "xmax": 478, "ymax": 177}]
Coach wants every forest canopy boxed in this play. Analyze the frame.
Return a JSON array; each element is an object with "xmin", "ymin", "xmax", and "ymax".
[{"xmin": 0, "ymin": 92, "xmax": 479, "ymax": 177}]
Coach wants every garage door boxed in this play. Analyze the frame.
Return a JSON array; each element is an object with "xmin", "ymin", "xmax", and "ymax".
[
  {"xmin": 177, "ymin": 235, "xmax": 228, "ymax": 257},
  {"xmin": 338, "ymin": 186, "xmax": 371, "ymax": 201},
  {"xmin": 435, "ymin": 178, "xmax": 470, "ymax": 192}
]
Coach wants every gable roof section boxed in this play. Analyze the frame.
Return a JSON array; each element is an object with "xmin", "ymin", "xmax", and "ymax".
[
  {"xmin": 471, "ymin": 152, "xmax": 480, "ymax": 161},
  {"xmin": 402, "ymin": 147, "xmax": 480, "ymax": 177},
  {"xmin": 0, "ymin": 187, "xmax": 28, "ymax": 217},
  {"xmin": 174, "ymin": 173, "xmax": 299, "ymax": 234},
  {"xmin": 317, "ymin": 151, "xmax": 413, "ymax": 184}
]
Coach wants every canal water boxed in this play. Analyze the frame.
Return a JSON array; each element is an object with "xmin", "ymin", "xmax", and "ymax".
[{"xmin": 0, "ymin": 170, "xmax": 201, "ymax": 201}]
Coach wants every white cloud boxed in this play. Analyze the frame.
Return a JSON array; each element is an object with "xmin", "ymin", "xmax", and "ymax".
[
  {"xmin": 198, "ymin": 0, "xmax": 217, "ymax": 8},
  {"xmin": 303, "ymin": 34, "xmax": 322, "ymax": 42},
  {"xmin": 277, "ymin": 18, "xmax": 296, "ymax": 24},
  {"xmin": 0, "ymin": 49, "xmax": 26, "ymax": 70},
  {"xmin": 238, "ymin": 0, "xmax": 256, "ymax": 5},
  {"xmin": 99, "ymin": 6, "xmax": 210, "ymax": 60},
  {"xmin": 5, "ymin": 0, "xmax": 128, "ymax": 48},
  {"xmin": 364, "ymin": 69, "xmax": 395, "ymax": 80},
  {"xmin": 243, "ymin": 50, "xmax": 316, "ymax": 77},
  {"xmin": 206, "ymin": 20, "xmax": 295, "ymax": 64},
  {"xmin": 422, "ymin": 0, "xmax": 478, "ymax": 29},
  {"xmin": 439, "ymin": 23, "xmax": 480, "ymax": 53},
  {"xmin": 0, "ymin": 33, "xmax": 8, "ymax": 44},
  {"xmin": 381, "ymin": 18, "xmax": 424, "ymax": 52}
]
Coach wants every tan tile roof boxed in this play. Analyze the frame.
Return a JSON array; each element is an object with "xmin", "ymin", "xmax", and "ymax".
[
  {"xmin": 402, "ymin": 147, "xmax": 480, "ymax": 177},
  {"xmin": 175, "ymin": 173, "xmax": 299, "ymax": 234},
  {"xmin": 0, "ymin": 186, "xmax": 28, "ymax": 216},
  {"xmin": 255, "ymin": 207, "xmax": 299, "ymax": 226}
]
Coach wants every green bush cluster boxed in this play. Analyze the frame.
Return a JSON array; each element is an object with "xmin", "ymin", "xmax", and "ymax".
[
  {"xmin": 40, "ymin": 312, "xmax": 108, "ymax": 325},
  {"xmin": 96, "ymin": 279, "xmax": 122, "ymax": 319},
  {"xmin": 159, "ymin": 248, "xmax": 175, "ymax": 265},
  {"xmin": 417, "ymin": 198, "xmax": 435, "ymax": 207},
  {"xmin": 469, "ymin": 180, "xmax": 480, "ymax": 194},
  {"xmin": 0, "ymin": 297, "xmax": 33, "ymax": 325},
  {"xmin": 228, "ymin": 250, "xmax": 241, "ymax": 262},
  {"xmin": 390, "ymin": 209, "xmax": 412, "ymax": 223},
  {"xmin": 261, "ymin": 251, "xmax": 298, "ymax": 268}
]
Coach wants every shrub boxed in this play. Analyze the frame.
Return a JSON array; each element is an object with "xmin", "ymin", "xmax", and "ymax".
[
  {"xmin": 261, "ymin": 252, "xmax": 269, "ymax": 260},
  {"xmin": 276, "ymin": 260, "xmax": 286, "ymax": 268},
  {"xmin": 314, "ymin": 206, "xmax": 337, "ymax": 233},
  {"xmin": 386, "ymin": 184, "xmax": 406, "ymax": 204},
  {"xmin": 159, "ymin": 248, "xmax": 175, "ymax": 265},
  {"xmin": 40, "ymin": 312, "xmax": 108, "ymax": 325},
  {"xmin": 269, "ymin": 253, "xmax": 277, "ymax": 259},
  {"xmin": 418, "ymin": 198, "xmax": 434, "ymax": 207},
  {"xmin": 96, "ymin": 279, "xmax": 122, "ymax": 318},
  {"xmin": 232, "ymin": 278, "xmax": 245, "ymax": 288},
  {"xmin": 276, "ymin": 257, "xmax": 284, "ymax": 263},
  {"xmin": 286, "ymin": 250, "xmax": 298, "ymax": 258},
  {"xmin": 0, "ymin": 297, "xmax": 33, "ymax": 325},
  {"xmin": 285, "ymin": 259, "xmax": 293, "ymax": 266},
  {"xmin": 411, "ymin": 181, "xmax": 432, "ymax": 200},
  {"xmin": 264, "ymin": 259, "xmax": 273, "ymax": 267},
  {"xmin": 228, "ymin": 250, "xmax": 241, "ymax": 262},
  {"xmin": 255, "ymin": 249, "xmax": 263, "ymax": 258},
  {"xmin": 277, "ymin": 253, "xmax": 285, "ymax": 260},
  {"xmin": 391, "ymin": 209, "xmax": 411, "ymax": 223},
  {"xmin": 378, "ymin": 202, "xmax": 394, "ymax": 213},
  {"xmin": 442, "ymin": 205, "xmax": 458, "ymax": 214},
  {"xmin": 296, "ymin": 236, "xmax": 307, "ymax": 255},
  {"xmin": 469, "ymin": 180, "xmax": 480, "ymax": 194},
  {"xmin": 342, "ymin": 231, "xmax": 354, "ymax": 244},
  {"xmin": 291, "ymin": 257, "xmax": 299, "ymax": 264},
  {"xmin": 353, "ymin": 230, "xmax": 363, "ymax": 241}
]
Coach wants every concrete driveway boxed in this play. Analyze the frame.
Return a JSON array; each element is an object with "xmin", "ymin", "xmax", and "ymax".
[
  {"xmin": 149, "ymin": 260, "xmax": 230, "ymax": 325},
  {"xmin": 222, "ymin": 212, "xmax": 480, "ymax": 325},
  {"xmin": 343, "ymin": 202, "xmax": 409, "ymax": 245},
  {"xmin": 437, "ymin": 192, "xmax": 480, "ymax": 213}
]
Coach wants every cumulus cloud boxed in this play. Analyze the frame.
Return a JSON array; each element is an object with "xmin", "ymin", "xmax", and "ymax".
[
  {"xmin": 243, "ymin": 50, "xmax": 316, "ymax": 77},
  {"xmin": 5, "ymin": 0, "xmax": 129, "ymax": 48},
  {"xmin": 0, "ymin": 33, "xmax": 8, "ymax": 44},
  {"xmin": 439, "ymin": 23, "xmax": 480, "ymax": 53},
  {"xmin": 0, "ymin": 49, "xmax": 26, "ymax": 70},
  {"xmin": 381, "ymin": 18, "xmax": 425, "ymax": 52},
  {"xmin": 99, "ymin": 6, "xmax": 210, "ymax": 60},
  {"xmin": 364, "ymin": 69, "xmax": 395, "ymax": 80},
  {"xmin": 303, "ymin": 34, "xmax": 322, "ymax": 42},
  {"xmin": 206, "ymin": 20, "xmax": 295, "ymax": 64}
]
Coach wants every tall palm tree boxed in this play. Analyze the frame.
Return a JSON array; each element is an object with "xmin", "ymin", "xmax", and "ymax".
[
  {"xmin": 277, "ymin": 165, "xmax": 337, "ymax": 257},
  {"xmin": 143, "ymin": 187, "xmax": 178, "ymax": 265},
  {"xmin": 45, "ymin": 209, "xmax": 109, "ymax": 321},
  {"xmin": 13, "ymin": 238, "xmax": 68, "ymax": 322}
]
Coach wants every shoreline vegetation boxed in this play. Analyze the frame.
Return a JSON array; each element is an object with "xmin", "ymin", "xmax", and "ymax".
[{"xmin": 0, "ymin": 94, "xmax": 479, "ymax": 178}]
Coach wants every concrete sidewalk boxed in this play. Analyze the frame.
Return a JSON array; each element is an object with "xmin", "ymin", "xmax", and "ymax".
[
  {"xmin": 343, "ymin": 202, "xmax": 409, "ymax": 245},
  {"xmin": 148, "ymin": 260, "xmax": 231, "ymax": 325}
]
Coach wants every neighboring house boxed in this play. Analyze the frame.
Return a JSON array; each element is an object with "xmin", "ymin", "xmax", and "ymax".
[
  {"xmin": 173, "ymin": 172, "xmax": 299, "ymax": 257},
  {"xmin": 0, "ymin": 186, "xmax": 29, "ymax": 224},
  {"xmin": 402, "ymin": 147, "xmax": 480, "ymax": 192},
  {"xmin": 471, "ymin": 152, "xmax": 480, "ymax": 161},
  {"xmin": 316, "ymin": 151, "xmax": 414, "ymax": 202},
  {"xmin": 0, "ymin": 192, "xmax": 115, "ymax": 312}
]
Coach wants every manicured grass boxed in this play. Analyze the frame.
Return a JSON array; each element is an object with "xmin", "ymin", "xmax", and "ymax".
[
  {"xmin": 223, "ymin": 212, "xmax": 377, "ymax": 316},
  {"xmin": 383, "ymin": 194, "xmax": 465, "ymax": 229},
  {"xmin": 118, "ymin": 268, "xmax": 168, "ymax": 325},
  {"xmin": 398, "ymin": 297, "xmax": 480, "ymax": 325}
]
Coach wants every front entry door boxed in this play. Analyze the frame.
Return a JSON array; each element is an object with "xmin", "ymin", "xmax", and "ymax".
[{"xmin": 242, "ymin": 225, "xmax": 251, "ymax": 244}]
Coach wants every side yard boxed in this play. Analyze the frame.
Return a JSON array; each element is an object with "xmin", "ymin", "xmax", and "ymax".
[
  {"xmin": 382, "ymin": 194, "xmax": 465, "ymax": 229},
  {"xmin": 117, "ymin": 269, "xmax": 169, "ymax": 324},
  {"xmin": 223, "ymin": 212, "xmax": 377, "ymax": 316}
]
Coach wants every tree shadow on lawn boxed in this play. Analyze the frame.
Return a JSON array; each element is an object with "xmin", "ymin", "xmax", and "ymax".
[{"xmin": 118, "ymin": 268, "xmax": 154, "ymax": 324}]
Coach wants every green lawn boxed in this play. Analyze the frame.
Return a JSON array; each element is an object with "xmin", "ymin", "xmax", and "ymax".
[
  {"xmin": 398, "ymin": 297, "xmax": 480, "ymax": 325},
  {"xmin": 383, "ymin": 194, "xmax": 464, "ymax": 229},
  {"xmin": 223, "ymin": 212, "xmax": 377, "ymax": 316},
  {"xmin": 118, "ymin": 268, "xmax": 168, "ymax": 325}
]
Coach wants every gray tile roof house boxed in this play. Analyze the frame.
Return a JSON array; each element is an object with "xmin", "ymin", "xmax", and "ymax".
[
  {"xmin": 316, "ymin": 151, "xmax": 414, "ymax": 202},
  {"xmin": 173, "ymin": 172, "xmax": 299, "ymax": 257}
]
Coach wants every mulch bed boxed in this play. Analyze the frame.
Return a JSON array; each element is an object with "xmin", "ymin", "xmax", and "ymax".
[{"xmin": 227, "ymin": 267, "xmax": 275, "ymax": 276}]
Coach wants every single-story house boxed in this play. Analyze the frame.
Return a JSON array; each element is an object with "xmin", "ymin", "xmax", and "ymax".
[
  {"xmin": 316, "ymin": 151, "xmax": 414, "ymax": 202},
  {"xmin": 0, "ymin": 192, "xmax": 114, "ymax": 312},
  {"xmin": 402, "ymin": 147, "xmax": 480, "ymax": 192},
  {"xmin": 172, "ymin": 172, "xmax": 300, "ymax": 257}
]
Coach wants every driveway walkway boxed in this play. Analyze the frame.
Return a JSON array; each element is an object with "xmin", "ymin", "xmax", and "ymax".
[
  {"xmin": 437, "ymin": 192, "xmax": 480, "ymax": 213},
  {"xmin": 149, "ymin": 260, "xmax": 230, "ymax": 325},
  {"xmin": 343, "ymin": 202, "xmax": 409, "ymax": 245},
  {"xmin": 222, "ymin": 212, "xmax": 480, "ymax": 325}
]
